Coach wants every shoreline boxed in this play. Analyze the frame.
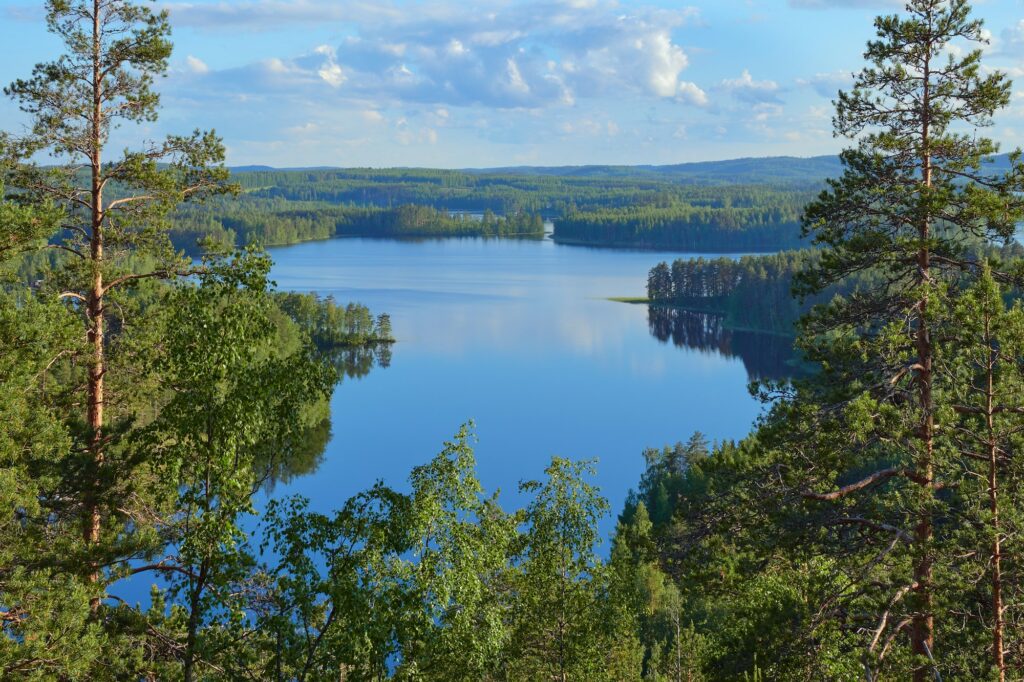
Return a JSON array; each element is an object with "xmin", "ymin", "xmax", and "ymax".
[{"xmin": 551, "ymin": 234, "xmax": 797, "ymax": 254}]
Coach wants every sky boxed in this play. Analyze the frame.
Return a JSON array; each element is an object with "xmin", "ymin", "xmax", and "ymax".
[{"xmin": 0, "ymin": 0, "xmax": 1022, "ymax": 167}]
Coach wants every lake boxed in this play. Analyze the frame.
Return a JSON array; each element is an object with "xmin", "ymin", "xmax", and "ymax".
[{"xmin": 266, "ymin": 236, "xmax": 786, "ymax": 534}]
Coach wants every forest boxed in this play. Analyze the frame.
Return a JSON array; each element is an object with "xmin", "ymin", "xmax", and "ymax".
[
  {"xmin": 553, "ymin": 195, "xmax": 808, "ymax": 250},
  {"xmin": 162, "ymin": 176, "xmax": 813, "ymax": 254},
  {"xmin": 231, "ymin": 163, "xmax": 823, "ymax": 212},
  {"xmin": 169, "ymin": 199, "xmax": 546, "ymax": 254},
  {"xmin": 7, "ymin": 0, "xmax": 1024, "ymax": 681},
  {"xmin": 646, "ymin": 242, "xmax": 1024, "ymax": 336}
]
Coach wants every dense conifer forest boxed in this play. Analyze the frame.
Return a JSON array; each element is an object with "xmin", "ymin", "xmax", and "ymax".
[
  {"xmin": 169, "ymin": 199, "xmax": 546, "ymax": 254},
  {"xmin": 645, "ymin": 242, "xmax": 1024, "ymax": 336},
  {"xmin": 163, "ymin": 174, "xmax": 814, "ymax": 253},
  {"xmin": 7, "ymin": 1, "xmax": 1024, "ymax": 680}
]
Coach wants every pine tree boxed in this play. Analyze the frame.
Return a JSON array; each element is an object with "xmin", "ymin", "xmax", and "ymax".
[
  {"xmin": 648, "ymin": 262, "xmax": 673, "ymax": 301},
  {"xmin": 764, "ymin": 1, "xmax": 1024, "ymax": 678},
  {"xmin": 2, "ymin": 0, "xmax": 231, "ymax": 610},
  {"xmin": 942, "ymin": 269, "xmax": 1024, "ymax": 680},
  {"xmin": 375, "ymin": 312, "xmax": 394, "ymax": 342}
]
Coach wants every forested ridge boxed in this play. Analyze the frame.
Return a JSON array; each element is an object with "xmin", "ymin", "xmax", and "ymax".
[
  {"xmin": 163, "ymin": 176, "xmax": 812, "ymax": 254},
  {"xmin": 8, "ymin": 1, "xmax": 1024, "ymax": 681},
  {"xmin": 231, "ymin": 166, "xmax": 819, "ymax": 211}
]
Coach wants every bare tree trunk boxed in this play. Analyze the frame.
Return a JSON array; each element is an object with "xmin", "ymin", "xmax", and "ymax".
[
  {"xmin": 984, "ymin": 313, "xmax": 1006, "ymax": 681},
  {"xmin": 989, "ymin": 462, "xmax": 1004, "ymax": 682},
  {"xmin": 85, "ymin": 0, "xmax": 106, "ymax": 614},
  {"xmin": 183, "ymin": 560, "xmax": 208, "ymax": 682},
  {"xmin": 911, "ymin": 49, "xmax": 935, "ymax": 682},
  {"xmin": 911, "ymin": 256, "xmax": 935, "ymax": 679},
  {"xmin": 674, "ymin": 613, "xmax": 682, "ymax": 682}
]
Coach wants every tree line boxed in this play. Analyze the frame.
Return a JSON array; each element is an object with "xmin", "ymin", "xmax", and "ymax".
[
  {"xmin": 553, "ymin": 195, "xmax": 810, "ymax": 251},
  {"xmin": 647, "ymin": 251, "xmax": 825, "ymax": 334},
  {"xmin": 233, "ymin": 166, "xmax": 817, "ymax": 217},
  {"xmin": 274, "ymin": 292, "xmax": 394, "ymax": 349},
  {"xmin": 648, "ymin": 242, "xmax": 1024, "ymax": 336},
  {"xmin": 169, "ymin": 199, "xmax": 546, "ymax": 254}
]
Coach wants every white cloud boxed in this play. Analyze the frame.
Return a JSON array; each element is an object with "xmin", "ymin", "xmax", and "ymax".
[
  {"xmin": 752, "ymin": 103, "xmax": 783, "ymax": 122},
  {"xmin": 788, "ymin": 0, "xmax": 900, "ymax": 8},
  {"xmin": 394, "ymin": 117, "xmax": 438, "ymax": 146},
  {"xmin": 166, "ymin": 0, "xmax": 702, "ymax": 111},
  {"xmin": 506, "ymin": 59, "xmax": 530, "ymax": 94},
  {"xmin": 470, "ymin": 30, "xmax": 525, "ymax": 47},
  {"xmin": 808, "ymin": 104, "xmax": 831, "ymax": 121},
  {"xmin": 559, "ymin": 116, "xmax": 619, "ymax": 137},
  {"xmin": 318, "ymin": 63, "xmax": 345, "ymax": 86},
  {"xmin": 446, "ymin": 39, "xmax": 468, "ymax": 57},
  {"xmin": 286, "ymin": 122, "xmax": 319, "ymax": 135},
  {"xmin": 721, "ymin": 70, "xmax": 781, "ymax": 103},
  {"xmin": 677, "ymin": 81, "xmax": 708, "ymax": 107},
  {"xmin": 184, "ymin": 55, "xmax": 209, "ymax": 74},
  {"xmin": 314, "ymin": 46, "xmax": 345, "ymax": 87},
  {"xmin": 639, "ymin": 32, "xmax": 689, "ymax": 97},
  {"xmin": 163, "ymin": 0, "xmax": 401, "ymax": 30}
]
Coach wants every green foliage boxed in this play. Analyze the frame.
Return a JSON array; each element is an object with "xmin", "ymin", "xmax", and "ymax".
[
  {"xmin": 554, "ymin": 188, "xmax": 811, "ymax": 250},
  {"xmin": 748, "ymin": 1, "xmax": 1024, "ymax": 678},
  {"xmin": 253, "ymin": 431, "xmax": 639, "ymax": 682},
  {"xmin": 232, "ymin": 164, "xmax": 825, "ymax": 213},
  {"xmin": 2, "ymin": 0, "xmax": 235, "ymax": 662},
  {"xmin": 0, "ymin": 285, "xmax": 102, "ymax": 679},
  {"xmin": 646, "ymin": 242, "xmax": 1024, "ymax": 336},
  {"xmin": 134, "ymin": 251, "xmax": 336, "ymax": 678},
  {"xmin": 648, "ymin": 251, "xmax": 825, "ymax": 334},
  {"xmin": 169, "ymin": 199, "xmax": 546, "ymax": 253},
  {"xmin": 611, "ymin": 436, "xmax": 868, "ymax": 681},
  {"xmin": 10, "ymin": 1, "xmax": 1024, "ymax": 681},
  {"xmin": 162, "ymin": 170, "xmax": 825, "ymax": 254}
]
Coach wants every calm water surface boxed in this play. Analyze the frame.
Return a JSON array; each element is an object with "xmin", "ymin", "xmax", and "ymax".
[{"xmin": 266, "ymin": 236, "xmax": 774, "ymax": 532}]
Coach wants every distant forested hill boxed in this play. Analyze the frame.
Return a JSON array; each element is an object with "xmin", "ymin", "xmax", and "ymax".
[
  {"xmin": 471, "ymin": 152, "xmax": 1013, "ymax": 184},
  {"xmin": 468, "ymin": 154, "xmax": 846, "ymax": 185},
  {"xmin": 177, "ymin": 159, "xmax": 834, "ymax": 252},
  {"xmin": 229, "ymin": 167, "xmax": 799, "ymax": 216},
  {"xmin": 166, "ymin": 154, "xmax": 1012, "ymax": 252}
]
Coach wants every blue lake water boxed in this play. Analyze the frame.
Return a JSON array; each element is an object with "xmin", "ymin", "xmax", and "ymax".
[{"xmin": 265, "ymin": 236, "xmax": 777, "ymax": 534}]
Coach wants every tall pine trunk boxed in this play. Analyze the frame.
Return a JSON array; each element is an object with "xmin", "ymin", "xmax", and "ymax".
[
  {"xmin": 911, "ymin": 247, "xmax": 935, "ymax": 679},
  {"xmin": 3, "ymin": 0, "xmax": 230, "ymax": 626},
  {"xmin": 984, "ymin": 310, "xmax": 1005, "ymax": 680},
  {"xmin": 911, "ymin": 55, "xmax": 935, "ymax": 682},
  {"xmin": 85, "ymin": 0, "xmax": 105, "ymax": 613},
  {"xmin": 793, "ymin": 0, "xmax": 1021, "ymax": 674}
]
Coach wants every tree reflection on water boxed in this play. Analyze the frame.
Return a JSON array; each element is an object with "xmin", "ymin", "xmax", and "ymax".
[{"xmin": 647, "ymin": 307, "xmax": 801, "ymax": 382}]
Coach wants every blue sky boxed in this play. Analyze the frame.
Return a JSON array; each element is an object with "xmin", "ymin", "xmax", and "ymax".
[{"xmin": 1, "ymin": 0, "xmax": 1023, "ymax": 167}]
